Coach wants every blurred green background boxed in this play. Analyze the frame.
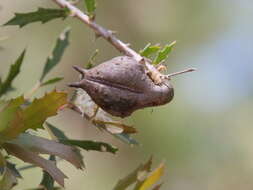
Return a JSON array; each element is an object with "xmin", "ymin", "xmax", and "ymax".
[{"xmin": 1, "ymin": 0, "xmax": 253, "ymax": 189}]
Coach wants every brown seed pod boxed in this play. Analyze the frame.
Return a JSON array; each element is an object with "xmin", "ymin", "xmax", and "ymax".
[{"xmin": 69, "ymin": 56, "xmax": 174, "ymax": 118}]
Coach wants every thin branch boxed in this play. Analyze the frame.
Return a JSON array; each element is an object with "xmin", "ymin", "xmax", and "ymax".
[
  {"xmin": 51, "ymin": 0, "xmax": 195, "ymax": 84},
  {"xmin": 52, "ymin": 0, "xmax": 143, "ymax": 62}
]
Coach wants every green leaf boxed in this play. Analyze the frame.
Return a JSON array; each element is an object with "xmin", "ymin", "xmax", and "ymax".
[
  {"xmin": 139, "ymin": 43, "xmax": 161, "ymax": 58},
  {"xmin": 45, "ymin": 122, "xmax": 85, "ymax": 167},
  {"xmin": 153, "ymin": 41, "xmax": 176, "ymax": 65},
  {"xmin": 59, "ymin": 139, "xmax": 118, "ymax": 154},
  {"xmin": 4, "ymin": 8, "xmax": 69, "ymax": 28},
  {"xmin": 84, "ymin": 0, "xmax": 97, "ymax": 18},
  {"xmin": 45, "ymin": 122, "xmax": 68, "ymax": 140},
  {"xmin": 0, "ymin": 91, "xmax": 67, "ymax": 140},
  {"xmin": 0, "ymin": 50, "xmax": 26, "ymax": 97},
  {"xmin": 40, "ymin": 28, "xmax": 70, "ymax": 81},
  {"xmin": 41, "ymin": 77, "xmax": 64, "ymax": 87}
]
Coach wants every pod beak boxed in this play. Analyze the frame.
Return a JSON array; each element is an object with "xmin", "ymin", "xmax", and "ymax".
[{"xmin": 68, "ymin": 81, "xmax": 82, "ymax": 88}]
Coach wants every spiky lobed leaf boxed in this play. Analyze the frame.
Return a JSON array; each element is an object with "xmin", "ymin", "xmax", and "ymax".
[
  {"xmin": 21, "ymin": 91, "xmax": 67, "ymax": 132},
  {"xmin": 4, "ymin": 8, "xmax": 69, "ymax": 28},
  {"xmin": 40, "ymin": 28, "xmax": 70, "ymax": 81},
  {"xmin": 0, "ymin": 91, "xmax": 67, "ymax": 140}
]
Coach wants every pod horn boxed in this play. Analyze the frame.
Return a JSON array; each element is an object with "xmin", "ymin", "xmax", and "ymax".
[{"xmin": 72, "ymin": 65, "xmax": 87, "ymax": 79}]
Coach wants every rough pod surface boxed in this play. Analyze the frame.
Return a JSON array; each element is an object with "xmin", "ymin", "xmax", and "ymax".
[{"xmin": 69, "ymin": 56, "xmax": 174, "ymax": 118}]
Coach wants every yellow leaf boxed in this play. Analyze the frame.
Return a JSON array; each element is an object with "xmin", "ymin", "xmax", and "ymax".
[{"xmin": 139, "ymin": 163, "xmax": 165, "ymax": 190}]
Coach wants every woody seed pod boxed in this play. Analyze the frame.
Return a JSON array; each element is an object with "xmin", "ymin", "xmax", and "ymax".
[{"xmin": 69, "ymin": 56, "xmax": 174, "ymax": 118}]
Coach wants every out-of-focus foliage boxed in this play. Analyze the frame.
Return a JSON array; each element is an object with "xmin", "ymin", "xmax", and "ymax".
[
  {"xmin": 139, "ymin": 43, "xmax": 160, "ymax": 58},
  {"xmin": 0, "ymin": 50, "xmax": 25, "ymax": 97},
  {"xmin": 153, "ymin": 41, "xmax": 176, "ymax": 65},
  {"xmin": 84, "ymin": 0, "xmax": 96, "ymax": 19},
  {"xmin": 1, "ymin": 0, "xmax": 252, "ymax": 190},
  {"xmin": 114, "ymin": 157, "xmax": 165, "ymax": 190},
  {"xmin": 139, "ymin": 41, "xmax": 176, "ymax": 65}
]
